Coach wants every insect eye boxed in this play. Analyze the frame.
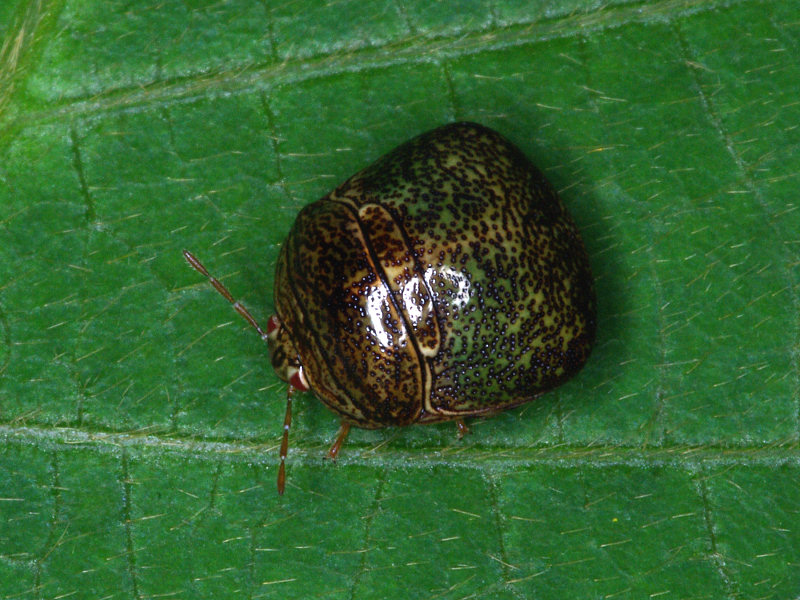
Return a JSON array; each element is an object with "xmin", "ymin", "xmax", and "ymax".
[{"xmin": 267, "ymin": 315, "xmax": 280, "ymax": 335}]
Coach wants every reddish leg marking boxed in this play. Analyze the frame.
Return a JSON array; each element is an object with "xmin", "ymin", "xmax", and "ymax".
[{"xmin": 327, "ymin": 421, "xmax": 352, "ymax": 461}]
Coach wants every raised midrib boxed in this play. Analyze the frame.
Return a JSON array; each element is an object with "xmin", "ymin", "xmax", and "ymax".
[{"xmin": 3, "ymin": 423, "xmax": 797, "ymax": 468}]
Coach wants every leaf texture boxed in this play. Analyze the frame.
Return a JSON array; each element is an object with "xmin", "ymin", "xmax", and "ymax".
[{"xmin": 0, "ymin": 0, "xmax": 799, "ymax": 598}]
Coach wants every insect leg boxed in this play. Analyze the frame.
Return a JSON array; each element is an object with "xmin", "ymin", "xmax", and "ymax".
[
  {"xmin": 326, "ymin": 421, "xmax": 351, "ymax": 460},
  {"xmin": 455, "ymin": 419, "xmax": 470, "ymax": 438}
]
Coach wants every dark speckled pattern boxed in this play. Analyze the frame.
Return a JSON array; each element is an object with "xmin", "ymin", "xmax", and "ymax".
[{"xmin": 272, "ymin": 122, "xmax": 596, "ymax": 429}]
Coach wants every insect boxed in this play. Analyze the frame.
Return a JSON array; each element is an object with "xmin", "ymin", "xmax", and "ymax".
[{"xmin": 185, "ymin": 121, "xmax": 596, "ymax": 494}]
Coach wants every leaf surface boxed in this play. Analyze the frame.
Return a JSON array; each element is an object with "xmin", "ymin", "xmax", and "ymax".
[{"xmin": 1, "ymin": 1, "xmax": 799, "ymax": 598}]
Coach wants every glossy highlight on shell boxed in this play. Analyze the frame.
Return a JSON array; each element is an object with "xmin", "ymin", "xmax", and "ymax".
[{"xmin": 271, "ymin": 121, "xmax": 596, "ymax": 428}]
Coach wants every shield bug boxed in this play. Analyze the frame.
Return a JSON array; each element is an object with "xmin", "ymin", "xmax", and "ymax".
[{"xmin": 185, "ymin": 121, "xmax": 596, "ymax": 494}]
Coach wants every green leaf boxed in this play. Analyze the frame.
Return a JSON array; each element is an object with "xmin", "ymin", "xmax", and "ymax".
[{"xmin": 1, "ymin": 0, "xmax": 799, "ymax": 598}]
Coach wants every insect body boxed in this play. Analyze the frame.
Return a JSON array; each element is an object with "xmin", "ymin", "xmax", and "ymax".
[{"xmin": 185, "ymin": 121, "xmax": 596, "ymax": 493}]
